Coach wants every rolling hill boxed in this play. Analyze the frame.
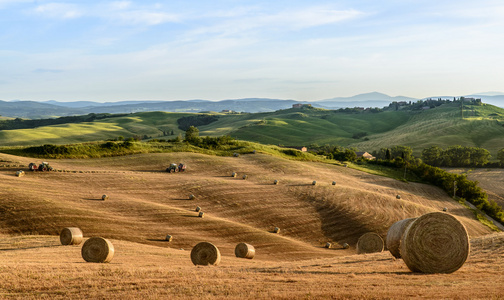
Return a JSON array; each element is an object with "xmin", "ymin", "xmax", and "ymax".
[
  {"xmin": 2, "ymin": 101, "xmax": 504, "ymax": 159},
  {"xmin": 0, "ymin": 151, "xmax": 502, "ymax": 298}
]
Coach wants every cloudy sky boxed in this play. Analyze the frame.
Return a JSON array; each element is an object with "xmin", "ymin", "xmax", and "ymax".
[{"xmin": 0, "ymin": 0, "xmax": 503, "ymax": 102}]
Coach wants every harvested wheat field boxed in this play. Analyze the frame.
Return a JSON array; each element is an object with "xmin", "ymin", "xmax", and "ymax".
[
  {"xmin": 1, "ymin": 152, "xmax": 503, "ymax": 298},
  {"xmin": 449, "ymin": 168, "xmax": 504, "ymax": 209}
]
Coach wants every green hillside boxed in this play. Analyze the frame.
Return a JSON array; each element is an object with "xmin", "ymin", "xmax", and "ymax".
[
  {"xmin": 2, "ymin": 102, "xmax": 504, "ymax": 159},
  {"xmin": 350, "ymin": 103, "xmax": 504, "ymax": 156}
]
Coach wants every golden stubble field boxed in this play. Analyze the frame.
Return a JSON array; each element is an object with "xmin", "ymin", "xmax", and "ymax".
[{"xmin": 0, "ymin": 152, "xmax": 503, "ymax": 299}]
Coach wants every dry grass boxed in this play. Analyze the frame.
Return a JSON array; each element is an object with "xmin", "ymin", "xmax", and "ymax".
[
  {"xmin": 0, "ymin": 152, "xmax": 502, "ymax": 298},
  {"xmin": 0, "ymin": 234, "xmax": 503, "ymax": 299}
]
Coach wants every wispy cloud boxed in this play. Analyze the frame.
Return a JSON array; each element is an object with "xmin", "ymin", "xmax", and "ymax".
[
  {"xmin": 188, "ymin": 5, "xmax": 366, "ymax": 37},
  {"xmin": 33, "ymin": 68, "xmax": 64, "ymax": 73},
  {"xmin": 34, "ymin": 3, "xmax": 83, "ymax": 19}
]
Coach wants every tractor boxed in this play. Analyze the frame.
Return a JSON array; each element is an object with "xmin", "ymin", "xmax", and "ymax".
[
  {"xmin": 166, "ymin": 163, "xmax": 186, "ymax": 173},
  {"xmin": 28, "ymin": 162, "xmax": 53, "ymax": 172}
]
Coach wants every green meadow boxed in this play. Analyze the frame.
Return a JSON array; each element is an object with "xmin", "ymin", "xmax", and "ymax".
[{"xmin": 1, "ymin": 102, "xmax": 504, "ymax": 159}]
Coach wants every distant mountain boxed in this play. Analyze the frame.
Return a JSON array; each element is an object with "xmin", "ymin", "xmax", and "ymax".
[
  {"xmin": 0, "ymin": 100, "xmax": 85, "ymax": 118},
  {"xmin": 470, "ymin": 92, "xmax": 504, "ymax": 96},
  {"xmin": 315, "ymin": 92, "xmax": 416, "ymax": 108},
  {"xmin": 0, "ymin": 98, "xmax": 298, "ymax": 118},
  {"xmin": 4, "ymin": 92, "xmax": 504, "ymax": 119},
  {"xmin": 42, "ymin": 100, "xmax": 165, "ymax": 108}
]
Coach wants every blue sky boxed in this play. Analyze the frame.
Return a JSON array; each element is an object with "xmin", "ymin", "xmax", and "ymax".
[{"xmin": 1, "ymin": 0, "xmax": 503, "ymax": 102}]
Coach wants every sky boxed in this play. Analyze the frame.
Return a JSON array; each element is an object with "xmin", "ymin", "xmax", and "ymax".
[{"xmin": 0, "ymin": 0, "xmax": 503, "ymax": 102}]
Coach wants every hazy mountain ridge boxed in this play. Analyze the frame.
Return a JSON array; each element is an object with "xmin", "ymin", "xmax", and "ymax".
[{"xmin": 2, "ymin": 92, "xmax": 504, "ymax": 118}]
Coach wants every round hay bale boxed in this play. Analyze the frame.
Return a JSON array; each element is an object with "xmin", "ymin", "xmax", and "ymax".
[
  {"xmin": 325, "ymin": 242, "xmax": 331, "ymax": 248},
  {"xmin": 342, "ymin": 243, "xmax": 350, "ymax": 249},
  {"xmin": 356, "ymin": 232, "xmax": 384, "ymax": 254},
  {"xmin": 102, "ymin": 194, "xmax": 108, "ymax": 201},
  {"xmin": 166, "ymin": 235, "xmax": 173, "ymax": 242},
  {"xmin": 195, "ymin": 206, "xmax": 201, "ymax": 212},
  {"xmin": 231, "ymin": 172, "xmax": 237, "ymax": 178},
  {"xmin": 273, "ymin": 179, "xmax": 279, "ymax": 185},
  {"xmin": 189, "ymin": 194, "xmax": 195, "ymax": 200},
  {"xmin": 273, "ymin": 227, "xmax": 280, "ymax": 234},
  {"xmin": 198, "ymin": 211, "xmax": 205, "ymax": 218},
  {"xmin": 400, "ymin": 212, "xmax": 469, "ymax": 274},
  {"xmin": 81, "ymin": 237, "xmax": 114, "ymax": 263},
  {"xmin": 234, "ymin": 242, "xmax": 255, "ymax": 259},
  {"xmin": 190, "ymin": 242, "xmax": 221, "ymax": 266},
  {"xmin": 312, "ymin": 180, "xmax": 317, "ymax": 185},
  {"xmin": 443, "ymin": 207, "xmax": 448, "ymax": 212},
  {"xmin": 242, "ymin": 174, "xmax": 248, "ymax": 180},
  {"xmin": 233, "ymin": 152, "xmax": 240, "ymax": 157},
  {"xmin": 60, "ymin": 227, "xmax": 83, "ymax": 245},
  {"xmin": 396, "ymin": 195, "xmax": 401, "ymax": 199},
  {"xmin": 332, "ymin": 181, "xmax": 336, "ymax": 185},
  {"xmin": 252, "ymin": 150, "xmax": 256, "ymax": 154},
  {"xmin": 15, "ymin": 170, "xmax": 25, "ymax": 177},
  {"xmin": 385, "ymin": 218, "xmax": 417, "ymax": 258}
]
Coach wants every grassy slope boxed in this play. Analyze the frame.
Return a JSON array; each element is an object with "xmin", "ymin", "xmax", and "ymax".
[
  {"xmin": 2, "ymin": 103, "xmax": 504, "ymax": 158},
  {"xmin": 217, "ymin": 108, "xmax": 411, "ymax": 146},
  {"xmin": 351, "ymin": 103, "xmax": 504, "ymax": 156}
]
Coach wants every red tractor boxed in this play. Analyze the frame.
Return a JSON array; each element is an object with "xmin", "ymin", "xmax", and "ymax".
[{"xmin": 28, "ymin": 162, "xmax": 53, "ymax": 172}]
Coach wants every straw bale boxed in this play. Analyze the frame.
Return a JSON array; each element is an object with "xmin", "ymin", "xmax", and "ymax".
[
  {"xmin": 190, "ymin": 242, "xmax": 221, "ymax": 266},
  {"xmin": 325, "ymin": 242, "xmax": 331, "ymax": 248},
  {"xmin": 189, "ymin": 194, "xmax": 195, "ymax": 200},
  {"xmin": 166, "ymin": 235, "xmax": 173, "ymax": 242},
  {"xmin": 274, "ymin": 180, "xmax": 279, "ymax": 185},
  {"xmin": 342, "ymin": 243, "xmax": 350, "ymax": 249},
  {"xmin": 400, "ymin": 212, "xmax": 469, "ymax": 273},
  {"xmin": 396, "ymin": 195, "xmax": 401, "ymax": 199},
  {"xmin": 60, "ymin": 227, "xmax": 83, "ymax": 245},
  {"xmin": 385, "ymin": 218, "xmax": 417, "ymax": 258},
  {"xmin": 195, "ymin": 206, "xmax": 201, "ymax": 212},
  {"xmin": 332, "ymin": 181, "xmax": 336, "ymax": 185},
  {"xmin": 81, "ymin": 237, "xmax": 114, "ymax": 263},
  {"xmin": 234, "ymin": 243, "xmax": 255, "ymax": 259},
  {"xmin": 242, "ymin": 174, "xmax": 248, "ymax": 180},
  {"xmin": 273, "ymin": 227, "xmax": 280, "ymax": 233},
  {"xmin": 102, "ymin": 194, "xmax": 108, "ymax": 201},
  {"xmin": 312, "ymin": 180, "xmax": 317, "ymax": 185},
  {"xmin": 198, "ymin": 211, "xmax": 205, "ymax": 218},
  {"xmin": 356, "ymin": 232, "xmax": 384, "ymax": 254},
  {"xmin": 231, "ymin": 172, "xmax": 237, "ymax": 178}
]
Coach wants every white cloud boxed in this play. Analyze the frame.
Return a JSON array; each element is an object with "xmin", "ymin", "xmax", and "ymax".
[
  {"xmin": 111, "ymin": 10, "xmax": 179, "ymax": 25},
  {"xmin": 187, "ymin": 5, "xmax": 365, "ymax": 38},
  {"xmin": 34, "ymin": 3, "xmax": 83, "ymax": 19},
  {"xmin": 109, "ymin": 1, "xmax": 132, "ymax": 11}
]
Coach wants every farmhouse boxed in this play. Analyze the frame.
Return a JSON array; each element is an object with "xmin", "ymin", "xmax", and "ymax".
[
  {"xmin": 355, "ymin": 151, "xmax": 376, "ymax": 160},
  {"xmin": 292, "ymin": 104, "xmax": 312, "ymax": 108}
]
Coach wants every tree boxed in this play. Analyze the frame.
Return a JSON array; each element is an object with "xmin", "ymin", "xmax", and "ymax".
[
  {"xmin": 185, "ymin": 126, "xmax": 200, "ymax": 144},
  {"xmin": 422, "ymin": 146, "xmax": 443, "ymax": 166},
  {"xmin": 498, "ymin": 148, "xmax": 504, "ymax": 165},
  {"xmin": 385, "ymin": 149, "xmax": 391, "ymax": 160},
  {"xmin": 390, "ymin": 145, "xmax": 413, "ymax": 161}
]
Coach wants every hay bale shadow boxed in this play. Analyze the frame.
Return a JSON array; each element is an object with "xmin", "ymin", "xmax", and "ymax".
[
  {"xmin": 146, "ymin": 239, "xmax": 169, "ymax": 242},
  {"xmin": 83, "ymin": 198, "xmax": 106, "ymax": 201}
]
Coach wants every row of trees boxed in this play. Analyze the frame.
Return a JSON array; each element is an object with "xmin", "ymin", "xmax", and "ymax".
[
  {"xmin": 422, "ymin": 145, "xmax": 491, "ymax": 167},
  {"xmin": 365, "ymin": 146, "xmax": 504, "ymax": 225}
]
